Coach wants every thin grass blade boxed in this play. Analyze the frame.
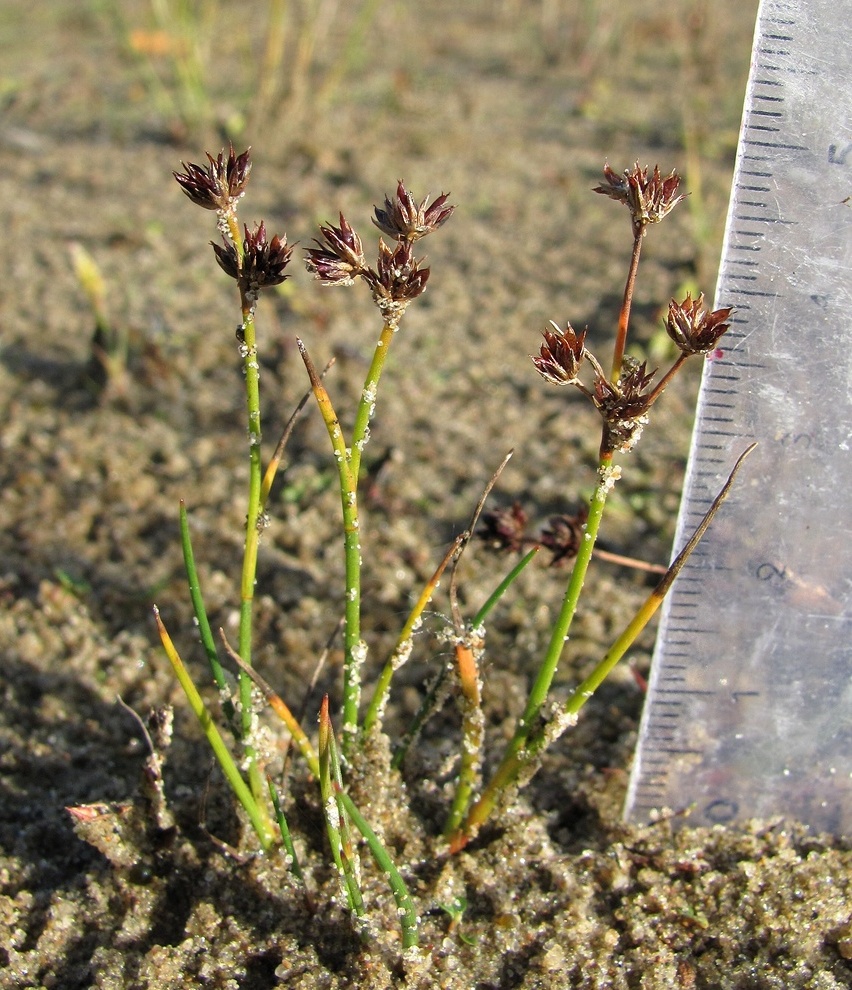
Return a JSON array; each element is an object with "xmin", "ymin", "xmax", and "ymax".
[
  {"xmin": 318, "ymin": 696, "xmax": 364, "ymax": 916},
  {"xmin": 220, "ymin": 630, "xmax": 319, "ymax": 778},
  {"xmin": 267, "ymin": 775, "xmax": 311, "ymax": 904},
  {"xmin": 472, "ymin": 546, "xmax": 540, "ymax": 628},
  {"xmin": 560, "ymin": 442, "xmax": 758, "ymax": 722},
  {"xmin": 334, "ymin": 786, "xmax": 420, "ymax": 950},
  {"xmin": 364, "ymin": 533, "xmax": 465, "ymax": 733},
  {"xmin": 391, "ymin": 663, "xmax": 452, "ymax": 770},
  {"xmin": 260, "ymin": 356, "xmax": 335, "ymax": 511},
  {"xmin": 153, "ymin": 607, "xmax": 275, "ymax": 850},
  {"xmin": 179, "ymin": 501, "xmax": 237, "ymax": 730},
  {"xmin": 444, "ymin": 638, "xmax": 485, "ymax": 836}
]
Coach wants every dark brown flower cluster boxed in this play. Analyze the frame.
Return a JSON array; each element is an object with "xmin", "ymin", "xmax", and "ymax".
[
  {"xmin": 479, "ymin": 502, "xmax": 589, "ymax": 567},
  {"xmin": 665, "ymin": 293, "xmax": 733, "ymax": 355},
  {"xmin": 479, "ymin": 503, "xmax": 530, "ymax": 553},
  {"xmin": 211, "ymin": 221, "xmax": 293, "ymax": 299},
  {"xmin": 533, "ymin": 297, "xmax": 733, "ymax": 455},
  {"xmin": 305, "ymin": 181, "xmax": 454, "ymax": 325},
  {"xmin": 174, "ymin": 144, "xmax": 252, "ymax": 214},
  {"xmin": 594, "ymin": 162, "xmax": 686, "ymax": 234},
  {"xmin": 532, "ymin": 321, "xmax": 587, "ymax": 385},
  {"xmin": 592, "ymin": 358, "xmax": 657, "ymax": 453},
  {"xmin": 372, "ymin": 181, "xmax": 455, "ymax": 242},
  {"xmin": 539, "ymin": 509, "xmax": 588, "ymax": 566},
  {"xmin": 303, "ymin": 214, "xmax": 366, "ymax": 285},
  {"xmin": 531, "ymin": 161, "xmax": 733, "ymax": 460},
  {"xmin": 533, "ymin": 322, "xmax": 661, "ymax": 454},
  {"xmin": 367, "ymin": 239, "xmax": 430, "ymax": 306},
  {"xmin": 175, "ymin": 147, "xmax": 293, "ymax": 303}
]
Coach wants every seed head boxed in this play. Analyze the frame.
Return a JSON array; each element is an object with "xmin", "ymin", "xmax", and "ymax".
[
  {"xmin": 539, "ymin": 509, "xmax": 588, "ymax": 566},
  {"xmin": 479, "ymin": 503, "xmax": 530, "ymax": 553},
  {"xmin": 594, "ymin": 162, "xmax": 686, "ymax": 233},
  {"xmin": 532, "ymin": 321, "xmax": 587, "ymax": 385},
  {"xmin": 174, "ymin": 144, "xmax": 252, "ymax": 213},
  {"xmin": 665, "ymin": 293, "xmax": 733, "ymax": 355},
  {"xmin": 212, "ymin": 221, "xmax": 293, "ymax": 296},
  {"xmin": 304, "ymin": 214, "xmax": 367, "ymax": 285},
  {"xmin": 372, "ymin": 180, "xmax": 455, "ymax": 242},
  {"xmin": 594, "ymin": 359, "xmax": 656, "ymax": 421},
  {"xmin": 365, "ymin": 238, "xmax": 431, "ymax": 305},
  {"xmin": 306, "ymin": 182, "xmax": 449, "ymax": 326},
  {"xmin": 594, "ymin": 358, "xmax": 657, "ymax": 453}
]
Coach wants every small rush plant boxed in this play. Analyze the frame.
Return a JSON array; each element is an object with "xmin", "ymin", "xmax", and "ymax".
[{"xmin": 155, "ymin": 146, "xmax": 748, "ymax": 952}]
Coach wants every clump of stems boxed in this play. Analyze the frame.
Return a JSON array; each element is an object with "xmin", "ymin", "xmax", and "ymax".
[
  {"xmin": 448, "ymin": 162, "xmax": 735, "ymax": 850},
  {"xmin": 156, "ymin": 150, "xmax": 740, "ymax": 944}
]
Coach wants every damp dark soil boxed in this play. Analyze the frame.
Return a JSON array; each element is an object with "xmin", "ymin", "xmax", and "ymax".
[{"xmin": 1, "ymin": 1, "xmax": 850, "ymax": 988}]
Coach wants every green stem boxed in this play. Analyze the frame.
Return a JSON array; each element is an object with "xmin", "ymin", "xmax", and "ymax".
[
  {"xmin": 153, "ymin": 608, "xmax": 276, "ymax": 850},
  {"xmin": 338, "ymin": 319, "xmax": 404, "ymax": 749},
  {"xmin": 472, "ymin": 546, "xmax": 540, "ymax": 628},
  {"xmin": 218, "ymin": 212, "xmax": 269, "ymax": 810},
  {"xmin": 179, "ymin": 500, "xmax": 237, "ymax": 732},
  {"xmin": 223, "ymin": 632, "xmax": 320, "ymax": 778},
  {"xmin": 517, "ymin": 455, "xmax": 614, "ymax": 740},
  {"xmin": 363, "ymin": 534, "xmax": 464, "ymax": 734},
  {"xmin": 444, "ymin": 640, "xmax": 484, "ymax": 836},
  {"xmin": 340, "ymin": 491, "xmax": 364, "ymax": 751},
  {"xmin": 324, "ymin": 699, "xmax": 362, "ymax": 905},
  {"xmin": 238, "ymin": 306, "xmax": 263, "ymax": 663},
  {"xmin": 339, "ymin": 320, "xmax": 397, "ymax": 744},
  {"xmin": 349, "ymin": 320, "xmax": 396, "ymax": 481},
  {"xmin": 318, "ymin": 697, "xmax": 364, "ymax": 915},
  {"xmin": 297, "ymin": 340, "xmax": 363, "ymax": 748},
  {"xmin": 335, "ymin": 787, "xmax": 420, "ymax": 949},
  {"xmin": 450, "ymin": 453, "xmax": 617, "ymax": 851},
  {"xmin": 539, "ymin": 443, "xmax": 757, "ymax": 746},
  {"xmin": 237, "ymin": 302, "xmax": 268, "ymax": 810},
  {"xmin": 268, "ymin": 776, "xmax": 307, "ymax": 892}
]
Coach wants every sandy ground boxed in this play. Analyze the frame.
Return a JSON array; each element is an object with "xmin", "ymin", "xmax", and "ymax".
[{"xmin": 1, "ymin": 1, "xmax": 850, "ymax": 987}]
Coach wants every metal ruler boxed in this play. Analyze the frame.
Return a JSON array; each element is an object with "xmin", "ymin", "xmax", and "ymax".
[{"xmin": 625, "ymin": 0, "xmax": 852, "ymax": 833}]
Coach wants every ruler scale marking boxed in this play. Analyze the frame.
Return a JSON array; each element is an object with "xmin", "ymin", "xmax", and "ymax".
[{"xmin": 626, "ymin": 0, "xmax": 852, "ymax": 832}]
